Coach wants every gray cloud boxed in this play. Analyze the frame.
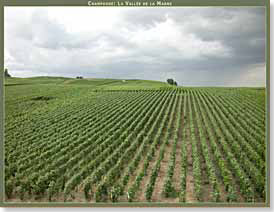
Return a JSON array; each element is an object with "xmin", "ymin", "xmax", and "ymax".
[{"xmin": 4, "ymin": 7, "xmax": 266, "ymax": 86}]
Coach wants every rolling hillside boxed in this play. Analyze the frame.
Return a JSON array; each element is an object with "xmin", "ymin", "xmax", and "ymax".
[
  {"xmin": 4, "ymin": 76, "xmax": 266, "ymax": 203},
  {"xmin": 4, "ymin": 77, "xmax": 170, "ymax": 90}
]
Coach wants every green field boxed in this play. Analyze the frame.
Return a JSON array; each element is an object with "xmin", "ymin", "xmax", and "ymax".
[{"xmin": 4, "ymin": 77, "xmax": 266, "ymax": 203}]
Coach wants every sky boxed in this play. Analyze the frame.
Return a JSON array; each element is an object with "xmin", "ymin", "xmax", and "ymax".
[{"xmin": 4, "ymin": 7, "xmax": 266, "ymax": 86}]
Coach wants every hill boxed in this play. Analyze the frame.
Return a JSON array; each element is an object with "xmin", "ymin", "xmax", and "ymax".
[
  {"xmin": 4, "ymin": 77, "xmax": 170, "ymax": 90},
  {"xmin": 4, "ymin": 81, "xmax": 266, "ymax": 203}
]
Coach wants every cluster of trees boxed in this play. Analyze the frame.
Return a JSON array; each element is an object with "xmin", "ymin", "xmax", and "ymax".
[
  {"xmin": 76, "ymin": 76, "xmax": 84, "ymax": 79},
  {"xmin": 166, "ymin": 79, "xmax": 177, "ymax": 86}
]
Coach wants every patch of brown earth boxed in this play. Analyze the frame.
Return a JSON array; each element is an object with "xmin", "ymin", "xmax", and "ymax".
[
  {"xmin": 185, "ymin": 139, "xmax": 196, "ymax": 203},
  {"xmin": 151, "ymin": 142, "xmax": 173, "ymax": 202},
  {"xmin": 172, "ymin": 140, "xmax": 182, "ymax": 198},
  {"xmin": 119, "ymin": 156, "xmax": 147, "ymax": 202},
  {"xmin": 134, "ymin": 144, "xmax": 163, "ymax": 202}
]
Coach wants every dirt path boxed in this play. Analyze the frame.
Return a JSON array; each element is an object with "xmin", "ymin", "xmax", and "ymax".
[
  {"xmin": 200, "ymin": 162, "xmax": 212, "ymax": 202},
  {"xmin": 202, "ymin": 131, "xmax": 230, "ymax": 202},
  {"xmin": 134, "ymin": 144, "xmax": 163, "ymax": 202},
  {"xmin": 172, "ymin": 96, "xmax": 185, "ymax": 198},
  {"xmin": 150, "ymin": 95, "xmax": 181, "ymax": 202},
  {"xmin": 119, "ymin": 140, "xmax": 159, "ymax": 202},
  {"xmin": 185, "ymin": 95, "xmax": 196, "ymax": 203},
  {"xmin": 119, "ymin": 158, "xmax": 146, "ymax": 202},
  {"xmin": 191, "ymin": 94, "xmax": 210, "ymax": 202},
  {"xmin": 172, "ymin": 139, "xmax": 182, "ymax": 199},
  {"xmin": 150, "ymin": 142, "xmax": 173, "ymax": 202},
  {"xmin": 137, "ymin": 95, "xmax": 179, "ymax": 202},
  {"xmin": 185, "ymin": 140, "xmax": 196, "ymax": 203}
]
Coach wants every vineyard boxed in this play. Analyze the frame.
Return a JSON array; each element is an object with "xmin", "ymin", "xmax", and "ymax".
[{"xmin": 4, "ymin": 78, "xmax": 266, "ymax": 203}]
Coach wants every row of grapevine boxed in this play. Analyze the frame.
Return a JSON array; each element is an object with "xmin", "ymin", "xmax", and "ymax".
[
  {"xmin": 196, "ymin": 90, "xmax": 257, "ymax": 201},
  {"xmin": 179, "ymin": 94, "xmax": 187, "ymax": 202},
  {"xmin": 162, "ymin": 93, "xmax": 183, "ymax": 198},
  {"xmin": 62, "ymin": 91, "xmax": 167, "ymax": 200},
  {"xmin": 194, "ymin": 90, "xmax": 239, "ymax": 201},
  {"xmin": 126, "ymin": 91, "xmax": 177, "ymax": 202},
  {"xmin": 6, "ymin": 92, "xmax": 134, "ymax": 165},
  {"xmin": 7, "ymin": 92, "xmax": 154, "ymax": 199},
  {"xmin": 191, "ymin": 91, "xmax": 223, "ymax": 202},
  {"xmin": 187, "ymin": 91, "xmax": 202, "ymax": 201},
  {"xmin": 5, "ymin": 87, "xmax": 266, "ymax": 202},
  {"xmin": 144, "ymin": 93, "xmax": 179, "ymax": 201},
  {"xmin": 90, "ymin": 92, "xmax": 172, "ymax": 202},
  {"xmin": 201, "ymin": 92, "xmax": 265, "ymax": 197},
  {"xmin": 110, "ymin": 91, "xmax": 172, "ymax": 201}
]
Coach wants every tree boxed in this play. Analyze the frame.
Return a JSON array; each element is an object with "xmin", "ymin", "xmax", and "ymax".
[
  {"xmin": 167, "ymin": 78, "xmax": 177, "ymax": 86},
  {"xmin": 4, "ymin": 68, "xmax": 11, "ymax": 78},
  {"xmin": 167, "ymin": 79, "xmax": 174, "ymax": 85}
]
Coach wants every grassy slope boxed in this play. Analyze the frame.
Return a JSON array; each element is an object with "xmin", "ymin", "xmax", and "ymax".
[
  {"xmin": 4, "ymin": 77, "xmax": 170, "ymax": 90},
  {"xmin": 4, "ymin": 77, "xmax": 172, "ymax": 126}
]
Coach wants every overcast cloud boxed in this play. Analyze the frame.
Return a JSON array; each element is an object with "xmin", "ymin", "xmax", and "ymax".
[{"xmin": 4, "ymin": 7, "xmax": 266, "ymax": 86}]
